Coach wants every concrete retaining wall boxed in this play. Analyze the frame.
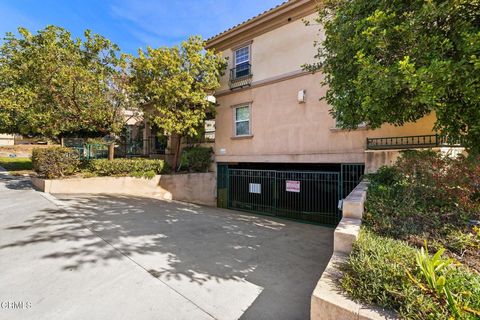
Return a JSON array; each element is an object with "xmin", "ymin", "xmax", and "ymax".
[
  {"xmin": 31, "ymin": 172, "xmax": 216, "ymax": 207},
  {"xmin": 311, "ymin": 181, "xmax": 397, "ymax": 320},
  {"xmin": 157, "ymin": 172, "xmax": 216, "ymax": 207},
  {"xmin": 365, "ymin": 147, "xmax": 466, "ymax": 173}
]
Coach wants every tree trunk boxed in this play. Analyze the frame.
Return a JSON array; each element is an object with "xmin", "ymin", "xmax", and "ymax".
[
  {"xmin": 173, "ymin": 135, "xmax": 182, "ymax": 171},
  {"xmin": 108, "ymin": 142, "xmax": 115, "ymax": 161}
]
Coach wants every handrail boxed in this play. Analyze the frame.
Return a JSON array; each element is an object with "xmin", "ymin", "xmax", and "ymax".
[
  {"xmin": 366, "ymin": 134, "xmax": 462, "ymax": 150},
  {"xmin": 229, "ymin": 63, "xmax": 252, "ymax": 89}
]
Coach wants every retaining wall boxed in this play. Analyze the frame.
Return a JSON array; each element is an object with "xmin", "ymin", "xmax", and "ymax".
[
  {"xmin": 310, "ymin": 181, "xmax": 397, "ymax": 320},
  {"xmin": 31, "ymin": 172, "xmax": 216, "ymax": 207}
]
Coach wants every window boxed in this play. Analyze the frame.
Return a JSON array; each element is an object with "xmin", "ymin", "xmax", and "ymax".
[
  {"xmin": 335, "ymin": 119, "xmax": 367, "ymax": 129},
  {"xmin": 234, "ymin": 46, "xmax": 250, "ymax": 78},
  {"xmin": 234, "ymin": 105, "xmax": 251, "ymax": 136}
]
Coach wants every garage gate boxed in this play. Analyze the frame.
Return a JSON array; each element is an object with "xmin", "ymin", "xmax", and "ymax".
[{"xmin": 217, "ymin": 164, "xmax": 364, "ymax": 226}]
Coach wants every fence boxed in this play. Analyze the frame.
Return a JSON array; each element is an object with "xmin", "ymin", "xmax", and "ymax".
[{"xmin": 366, "ymin": 134, "xmax": 463, "ymax": 150}]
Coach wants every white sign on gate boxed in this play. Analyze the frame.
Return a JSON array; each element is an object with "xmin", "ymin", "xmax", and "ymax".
[
  {"xmin": 249, "ymin": 183, "xmax": 261, "ymax": 194},
  {"xmin": 286, "ymin": 180, "xmax": 300, "ymax": 193}
]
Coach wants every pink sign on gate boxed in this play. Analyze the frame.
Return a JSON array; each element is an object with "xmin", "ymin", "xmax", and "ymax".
[{"xmin": 286, "ymin": 180, "xmax": 300, "ymax": 193}]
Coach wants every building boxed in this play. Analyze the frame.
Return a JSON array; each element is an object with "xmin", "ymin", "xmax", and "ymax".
[
  {"xmin": 0, "ymin": 134, "xmax": 15, "ymax": 146},
  {"xmin": 206, "ymin": 0, "xmax": 461, "ymax": 225}
]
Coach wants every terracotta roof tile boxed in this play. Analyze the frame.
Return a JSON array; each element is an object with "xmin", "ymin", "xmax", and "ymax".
[{"xmin": 206, "ymin": 1, "xmax": 290, "ymax": 42}]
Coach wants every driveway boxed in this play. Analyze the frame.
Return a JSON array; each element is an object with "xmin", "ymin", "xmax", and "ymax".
[{"xmin": 0, "ymin": 174, "xmax": 333, "ymax": 320}]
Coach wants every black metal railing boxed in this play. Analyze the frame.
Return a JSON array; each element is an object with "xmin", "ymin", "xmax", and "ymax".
[
  {"xmin": 229, "ymin": 63, "xmax": 252, "ymax": 89},
  {"xmin": 117, "ymin": 137, "xmax": 167, "ymax": 158},
  {"xmin": 366, "ymin": 134, "xmax": 463, "ymax": 150},
  {"xmin": 227, "ymin": 169, "xmax": 341, "ymax": 226}
]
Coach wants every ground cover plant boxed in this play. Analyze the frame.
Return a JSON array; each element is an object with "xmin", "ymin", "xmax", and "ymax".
[{"xmin": 341, "ymin": 150, "xmax": 480, "ymax": 319}]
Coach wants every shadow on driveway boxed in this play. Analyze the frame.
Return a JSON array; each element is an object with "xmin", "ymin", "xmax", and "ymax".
[{"xmin": 2, "ymin": 193, "xmax": 333, "ymax": 320}]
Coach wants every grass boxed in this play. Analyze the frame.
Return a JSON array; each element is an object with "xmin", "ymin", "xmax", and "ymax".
[{"xmin": 0, "ymin": 157, "xmax": 33, "ymax": 175}]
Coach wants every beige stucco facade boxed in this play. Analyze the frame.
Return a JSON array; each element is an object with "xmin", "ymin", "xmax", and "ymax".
[
  {"xmin": 214, "ymin": 72, "xmax": 436, "ymax": 164},
  {"xmin": 207, "ymin": 0, "xmax": 436, "ymax": 167}
]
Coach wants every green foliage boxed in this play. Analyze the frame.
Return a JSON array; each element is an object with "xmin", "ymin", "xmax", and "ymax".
[
  {"xmin": 31, "ymin": 147, "xmax": 166, "ymax": 179},
  {"xmin": 0, "ymin": 157, "xmax": 32, "ymax": 172},
  {"xmin": 0, "ymin": 25, "xmax": 138, "ymax": 140},
  {"xmin": 364, "ymin": 151, "xmax": 480, "ymax": 271},
  {"xmin": 130, "ymin": 36, "xmax": 226, "ymax": 168},
  {"xmin": 409, "ymin": 245, "xmax": 463, "ymax": 317},
  {"xmin": 342, "ymin": 230, "xmax": 480, "ymax": 319},
  {"xmin": 32, "ymin": 147, "xmax": 80, "ymax": 179},
  {"xmin": 180, "ymin": 147, "xmax": 213, "ymax": 172},
  {"xmin": 307, "ymin": 0, "xmax": 480, "ymax": 154},
  {"xmin": 130, "ymin": 36, "xmax": 226, "ymax": 139},
  {"xmin": 84, "ymin": 158, "xmax": 166, "ymax": 179}
]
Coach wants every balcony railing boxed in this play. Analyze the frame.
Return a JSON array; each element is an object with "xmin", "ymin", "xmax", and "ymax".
[
  {"xmin": 229, "ymin": 63, "xmax": 252, "ymax": 90},
  {"xmin": 366, "ymin": 134, "xmax": 463, "ymax": 150}
]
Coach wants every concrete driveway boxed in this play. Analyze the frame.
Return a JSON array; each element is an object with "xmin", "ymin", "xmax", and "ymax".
[{"xmin": 0, "ymin": 174, "xmax": 333, "ymax": 320}]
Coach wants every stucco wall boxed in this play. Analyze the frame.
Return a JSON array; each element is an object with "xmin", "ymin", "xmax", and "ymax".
[
  {"xmin": 218, "ymin": 13, "xmax": 320, "ymax": 92},
  {"xmin": 31, "ymin": 173, "xmax": 217, "ymax": 207},
  {"xmin": 215, "ymin": 71, "xmax": 436, "ymax": 164},
  {"xmin": 157, "ymin": 172, "xmax": 216, "ymax": 206}
]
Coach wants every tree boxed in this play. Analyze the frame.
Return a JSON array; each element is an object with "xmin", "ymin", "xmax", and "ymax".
[
  {"xmin": 0, "ymin": 26, "xmax": 138, "ymax": 158},
  {"xmin": 130, "ymin": 36, "xmax": 226, "ymax": 169},
  {"xmin": 306, "ymin": 0, "xmax": 480, "ymax": 154}
]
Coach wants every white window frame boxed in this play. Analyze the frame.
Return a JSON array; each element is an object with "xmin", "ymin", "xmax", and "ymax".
[
  {"xmin": 233, "ymin": 104, "xmax": 251, "ymax": 137},
  {"xmin": 234, "ymin": 46, "xmax": 250, "ymax": 68},
  {"xmin": 233, "ymin": 43, "xmax": 251, "ymax": 79}
]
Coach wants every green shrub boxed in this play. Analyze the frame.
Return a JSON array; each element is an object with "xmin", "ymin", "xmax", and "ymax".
[
  {"xmin": 85, "ymin": 158, "xmax": 165, "ymax": 179},
  {"xmin": 32, "ymin": 147, "xmax": 80, "ymax": 179},
  {"xmin": 180, "ymin": 147, "xmax": 213, "ymax": 172},
  {"xmin": 364, "ymin": 150, "xmax": 480, "ymax": 269},
  {"xmin": 342, "ymin": 230, "xmax": 480, "ymax": 319}
]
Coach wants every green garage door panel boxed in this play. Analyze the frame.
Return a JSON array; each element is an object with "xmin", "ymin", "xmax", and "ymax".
[
  {"xmin": 217, "ymin": 164, "xmax": 228, "ymax": 208},
  {"xmin": 217, "ymin": 164, "xmax": 364, "ymax": 226}
]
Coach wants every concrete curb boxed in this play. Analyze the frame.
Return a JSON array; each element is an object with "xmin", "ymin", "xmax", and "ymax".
[{"xmin": 311, "ymin": 181, "xmax": 397, "ymax": 320}]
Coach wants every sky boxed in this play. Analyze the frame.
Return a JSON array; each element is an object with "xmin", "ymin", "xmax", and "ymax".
[{"xmin": 0, "ymin": 0, "xmax": 282, "ymax": 54}]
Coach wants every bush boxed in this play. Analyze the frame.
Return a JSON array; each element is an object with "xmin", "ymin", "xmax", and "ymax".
[
  {"xmin": 342, "ymin": 230, "xmax": 480, "ymax": 319},
  {"xmin": 85, "ymin": 158, "xmax": 166, "ymax": 179},
  {"xmin": 364, "ymin": 150, "xmax": 480, "ymax": 271},
  {"xmin": 32, "ymin": 147, "xmax": 80, "ymax": 179},
  {"xmin": 180, "ymin": 147, "xmax": 213, "ymax": 172}
]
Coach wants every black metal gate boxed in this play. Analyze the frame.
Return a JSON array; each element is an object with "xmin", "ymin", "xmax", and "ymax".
[{"xmin": 226, "ymin": 169, "xmax": 341, "ymax": 225}]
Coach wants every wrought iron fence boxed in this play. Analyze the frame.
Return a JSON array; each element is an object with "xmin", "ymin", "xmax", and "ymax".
[
  {"xmin": 341, "ymin": 164, "xmax": 365, "ymax": 200},
  {"xmin": 226, "ymin": 169, "xmax": 341, "ymax": 226},
  {"xmin": 229, "ymin": 63, "xmax": 252, "ymax": 89},
  {"xmin": 71, "ymin": 144, "xmax": 109, "ymax": 160},
  {"xmin": 366, "ymin": 134, "xmax": 462, "ymax": 150},
  {"xmin": 119, "ymin": 137, "xmax": 167, "ymax": 157}
]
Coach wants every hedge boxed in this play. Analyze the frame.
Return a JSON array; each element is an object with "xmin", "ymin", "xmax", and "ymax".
[
  {"xmin": 32, "ymin": 147, "xmax": 80, "ymax": 179},
  {"xmin": 85, "ymin": 158, "xmax": 166, "ymax": 178},
  {"xmin": 180, "ymin": 147, "xmax": 213, "ymax": 172},
  {"xmin": 32, "ymin": 147, "xmax": 167, "ymax": 179}
]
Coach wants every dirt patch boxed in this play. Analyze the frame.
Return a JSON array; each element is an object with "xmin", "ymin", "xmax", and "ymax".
[{"xmin": 0, "ymin": 144, "xmax": 58, "ymax": 157}]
